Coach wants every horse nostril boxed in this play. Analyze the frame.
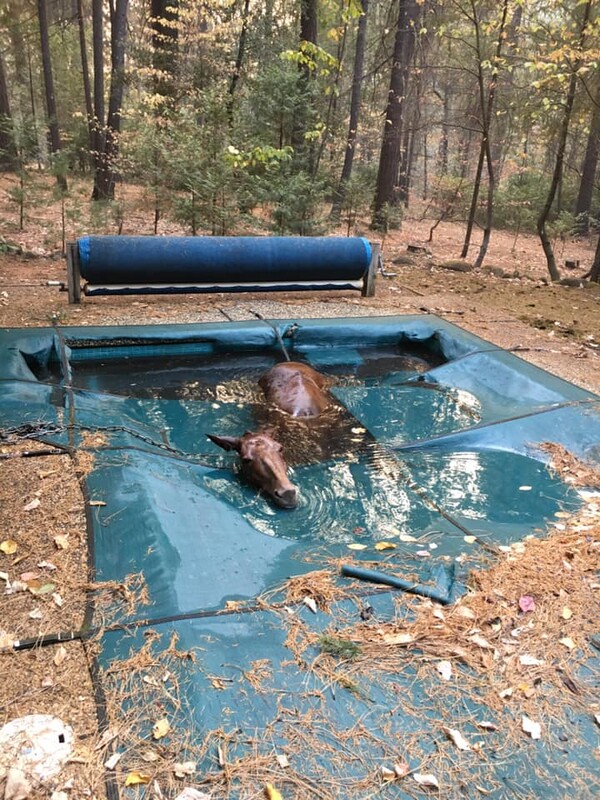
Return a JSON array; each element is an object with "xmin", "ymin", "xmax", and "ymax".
[{"xmin": 274, "ymin": 488, "xmax": 298, "ymax": 507}]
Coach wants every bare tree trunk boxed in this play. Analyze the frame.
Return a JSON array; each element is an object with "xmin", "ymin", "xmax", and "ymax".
[
  {"xmin": 76, "ymin": 0, "xmax": 94, "ymax": 157},
  {"xmin": 330, "ymin": 0, "xmax": 369, "ymax": 221},
  {"xmin": 291, "ymin": 0, "xmax": 318, "ymax": 170},
  {"xmin": 371, "ymin": 0, "xmax": 419, "ymax": 229},
  {"xmin": 91, "ymin": 0, "xmax": 106, "ymax": 198},
  {"xmin": 94, "ymin": 0, "xmax": 129, "ymax": 200},
  {"xmin": 227, "ymin": 0, "xmax": 250, "ymax": 127},
  {"xmin": 37, "ymin": 0, "xmax": 67, "ymax": 189},
  {"xmin": 574, "ymin": 84, "xmax": 600, "ymax": 233},
  {"xmin": 461, "ymin": 0, "xmax": 509, "ymax": 265},
  {"xmin": 538, "ymin": 0, "xmax": 592, "ymax": 281},
  {"xmin": 0, "ymin": 51, "xmax": 17, "ymax": 170},
  {"xmin": 589, "ymin": 232, "xmax": 600, "ymax": 282}
]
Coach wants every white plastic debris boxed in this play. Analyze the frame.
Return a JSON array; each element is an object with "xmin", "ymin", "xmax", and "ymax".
[{"xmin": 0, "ymin": 714, "xmax": 74, "ymax": 798}]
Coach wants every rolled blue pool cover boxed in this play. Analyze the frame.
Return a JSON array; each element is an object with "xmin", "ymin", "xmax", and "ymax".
[{"xmin": 77, "ymin": 236, "xmax": 372, "ymax": 284}]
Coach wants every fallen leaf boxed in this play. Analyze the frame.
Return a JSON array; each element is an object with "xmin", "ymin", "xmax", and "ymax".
[
  {"xmin": 26, "ymin": 578, "xmax": 56, "ymax": 595},
  {"xmin": 54, "ymin": 645, "xmax": 67, "ymax": 666},
  {"xmin": 125, "ymin": 771, "xmax": 151, "ymax": 786},
  {"xmin": 0, "ymin": 539, "xmax": 18, "ymax": 555},
  {"xmin": 381, "ymin": 766, "xmax": 396, "ymax": 781},
  {"xmin": 414, "ymin": 773, "xmax": 440, "ymax": 790},
  {"xmin": 442, "ymin": 726, "xmax": 471, "ymax": 751},
  {"xmin": 347, "ymin": 543, "xmax": 368, "ymax": 550},
  {"xmin": 469, "ymin": 634, "xmax": 493, "ymax": 649},
  {"xmin": 399, "ymin": 532, "xmax": 417, "ymax": 542},
  {"xmin": 51, "ymin": 791, "xmax": 69, "ymax": 800},
  {"xmin": 476, "ymin": 721, "xmax": 499, "ymax": 731},
  {"xmin": 38, "ymin": 469, "xmax": 57, "ymax": 478},
  {"xmin": 152, "ymin": 718, "xmax": 170, "ymax": 740},
  {"xmin": 559, "ymin": 637, "xmax": 576, "ymax": 650},
  {"xmin": 105, "ymin": 752, "xmax": 123, "ymax": 770},
  {"xmin": 173, "ymin": 790, "xmax": 211, "ymax": 800},
  {"xmin": 554, "ymin": 511, "xmax": 571, "ymax": 519},
  {"xmin": 394, "ymin": 760, "xmax": 410, "ymax": 778},
  {"xmin": 264, "ymin": 784, "xmax": 283, "ymax": 800},
  {"xmin": 594, "ymin": 714, "xmax": 600, "ymax": 728},
  {"xmin": 498, "ymin": 687, "xmax": 513, "ymax": 699},
  {"xmin": 23, "ymin": 497, "xmax": 41, "ymax": 511},
  {"xmin": 211, "ymin": 678, "xmax": 227, "ymax": 690},
  {"xmin": 456, "ymin": 606, "xmax": 475, "ymax": 620},
  {"xmin": 382, "ymin": 632, "xmax": 413, "ymax": 645},
  {"xmin": 276, "ymin": 754, "xmax": 289, "ymax": 769},
  {"xmin": 519, "ymin": 595, "xmax": 536, "ymax": 613},
  {"xmin": 37, "ymin": 560, "xmax": 57, "ymax": 570},
  {"xmin": 54, "ymin": 535, "xmax": 70, "ymax": 550},
  {"xmin": 561, "ymin": 607, "xmax": 573, "ymax": 620},
  {"xmin": 140, "ymin": 749, "xmax": 159, "ymax": 762},
  {"xmin": 518, "ymin": 485, "xmax": 532, "ymax": 491},
  {"xmin": 172, "ymin": 762, "xmax": 196, "ymax": 778},
  {"xmin": 29, "ymin": 608, "xmax": 43, "ymax": 619},
  {"xmin": 303, "ymin": 596, "xmax": 318, "ymax": 614},
  {"xmin": 52, "ymin": 593, "xmax": 64, "ymax": 607},
  {"xmin": 89, "ymin": 500, "xmax": 107, "ymax": 507},
  {"xmin": 519, "ymin": 654, "xmax": 544, "ymax": 666},
  {"xmin": 436, "ymin": 661, "xmax": 452, "ymax": 681},
  {"xmin": 522, "ymin": 715, "xmax": 541, "ymax": 739},
  {"xmin": 463, "ymin": 535, "xmax": 476, "ymax": 544},
  {"xmin": 374, "ymin": 541, "xmax": 396, "ymax": 551}
]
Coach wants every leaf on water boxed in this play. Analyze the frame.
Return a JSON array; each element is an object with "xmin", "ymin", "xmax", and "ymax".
[
  {"xmin": 518, "ymin": 485, "xmax": 532, "ymax": 491},
  {"xmin": 347, "ymin": 543, "xmax": 368, "ymax": 550},
  {"xmin": 381, "ymin": 766, "xmax": 396, "ymax": 781},
  {"xmin": 414, "ymin": 773, "xmax": 440, "ymax": 790},
  {"xmin": 54, "ymin": 535, "xmax": 70, "ymax": 550},
  {"xmin": 519, "ymin": 654, "xmax": 544, "ymax": 666},
  {"xmin": 559, "ymin": 637, "xmax": 576, "ymax": 650},
  {"xmin": 23, "ymin": 497, "xmax": 41, "ymax": 511},
  {"xmin": 54, "ymin": 645, "xmax": 67, "ymax": 666},
  {"xmin": 375, "ymin": 541, "xmax": 396, "ymax": 551},
  {"xmin": 211, "ymin": 678, "xmax": 227, "ymax": 690},
  {"xmin": 382, "ymin": 631, "xmax": 413, "ymax": 645},
  {"xmin": 399, "ymin": 532, "xmax": 418, "ymax": 542},
  {"xmin": 394, "ymin": 761, "xmax": 410, "ymax": 778},
  {"xmin": 463, "ymin": 535, "xmax": 476, "ymax": 544},
  {"xmin": 172, "ymin": 762, "xmax": 196, "ymax": 778},
  {"xmin": 518, "ymin": 595, "xmax": 536, "ymax": 613},
  {"xmin": 522, "ymin": 715, "xmax": 541, "ymax": 739},
  {"xmin": 0, "ymin": 540, "xmax": 18, "ymax": 555},
  {"xmin": 125, "ymin": 771, "xmax": 151, "ymax": 786},
  {"xmin": 442, "ymin": 726, "xmax": 472, "ymax": 751},
  {"xmin": 276, "ymin": 754, "xmax": 289, "ymax": 769},
  {"xmin": 140, "ymin": 749, "xmax": 159, "ymax": 762},
  {"xmin": 561, "ymin": 606, "xmax": 573, "ymax": 620},
  {"xmin": 89, "ymin": 500, "xmax": 107, "ymax": 507},
  {"xmin": 303, "ymin": 596, "xmax": 318, "ymax": 614},
  {"xmin": 554, "ymin": 511, "xmax": 571, "ymax": 519},
  {"xmin": 152, "ymin": 718, "xmax": 170, "ymax": 740},
  {"xmin": 264, "ymin": 784, "xmax": 283, "ymax": 800}
]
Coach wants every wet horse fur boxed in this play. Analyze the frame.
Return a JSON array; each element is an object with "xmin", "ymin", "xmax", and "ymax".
[
  {"xmin": 206, "ymin": 430, "xmax": 299, "ymax": 509},
  {"xmin": 258, "ymin": 361, "xmax": 330, "ymax": 418}
]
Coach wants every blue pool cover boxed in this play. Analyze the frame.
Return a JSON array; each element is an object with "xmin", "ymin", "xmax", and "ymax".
[{"xmin": 1, "ymin": 315, "xmax": 599, "ymax": 798}]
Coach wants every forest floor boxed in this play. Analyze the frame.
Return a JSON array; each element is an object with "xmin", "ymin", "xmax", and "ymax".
[{"xmin": 1, "ymin": 183, "xmax": 600, "ymax": 799}]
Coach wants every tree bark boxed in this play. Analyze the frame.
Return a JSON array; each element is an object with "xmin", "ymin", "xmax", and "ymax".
[
  {"xmin": 76, "ymin": 0, "xmax": 95, "ymax": 156},
  {"xmin": 537, "ymin": 0, "xmax": 592, "ymax": 281},
  {"xmin": 461, "ymin": 0, "xmax": 509, "ymax": 265},
  {"xmin": 291, "ymin": 0, "xmax": 318, "ymax": 169},
  {"xmin": 590, "ymin": 232, "xmax": 600, "ymax": 282},
  {"xmin": 330, "ymin": 0, "xmax": 369, "ymax": 221},
  {"xmin": 37, "ymin": 0, "xmax": 67, "ymax": 189},
  {"xmin": 91, "ymin": 0, "xmax": 106, "ymax": 198},
  {"xmin": 574, "ymin": 85, "xmax": 600, "ymax": 233},
  {"xmin": 0, "ymin": 50, "xmax": 17, "ymax": 170},
  {"xmin": 371, "ymin": 0, "xmax": 419, "ymax": 229},
  {"xmin": 227, "ymin": 0, "xmax": 250, "ymax": 127},
  {"xmin": 94, "ymin": 0, "xmax": 129, "ymax": 200}
]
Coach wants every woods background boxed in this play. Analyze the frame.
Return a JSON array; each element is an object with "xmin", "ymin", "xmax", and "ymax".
[{"xmin": 1, "ymin": 0, "xmax": 600, "ymax": 281}]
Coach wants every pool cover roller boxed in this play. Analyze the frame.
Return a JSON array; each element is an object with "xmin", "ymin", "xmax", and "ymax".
[{"xmin": 66, "ymin": 235, "xmax": 378, "ymax": 302}]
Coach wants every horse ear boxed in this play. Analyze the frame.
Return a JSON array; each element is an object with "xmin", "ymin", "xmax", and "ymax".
[{"xmin": 206, "ymin": 434, "xmax": 240, "ymax": 452}]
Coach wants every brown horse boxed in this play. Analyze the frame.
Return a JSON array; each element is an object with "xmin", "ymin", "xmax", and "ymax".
[
  {"xmin": 206, "ymin": 430, "xmax": 299, "ymax": 509},
  {"xmin": 258, "ymin": 362, "xmax": 330, "ymax": 418}
]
